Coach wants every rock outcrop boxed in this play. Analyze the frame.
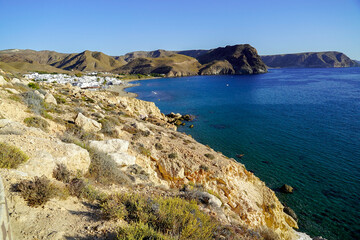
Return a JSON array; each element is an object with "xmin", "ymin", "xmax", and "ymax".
[
  {"xmin": 197, "ymin": 44, "xmax": 268, "ymax": 74},
  {"xmin": 261, "ymin": 51, "xmax": 360, "ymax": 68},
  {"xmin": 74, "ymin": 112, "xmax": 102, "ymax": 132}
]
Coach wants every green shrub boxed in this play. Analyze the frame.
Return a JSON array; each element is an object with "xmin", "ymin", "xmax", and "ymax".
[
  {"xmin": 155, "ymin": 143, "xmax": 163, "ymax": 150},
  {"xmin": 28, "ymin": 82, "xmax": 40, "ymax": 90},
  {"xmin": 100, "ymin": 194, "xmax": 217, "ymax": 240},
  {"xmin": 24, "ymin": 116, "xmax": 49, "ymax": 131},
  {"xmin": 204, "ymin": 153, "xmax": 215, "ymax": 160},
  {"xmin": 117, "ymin": 222, "xmax": 168, "ymax": 240},
  {"xmin": 16, "ymin": 176, "xmax": 55, "ymax": 207},
  {"xmin": 168, "ymin": 152, "xmax": 177, "ymax": 159},
  {"xmin": 0, "ymin": 142, "xmax": 28, "ymax": 168}
]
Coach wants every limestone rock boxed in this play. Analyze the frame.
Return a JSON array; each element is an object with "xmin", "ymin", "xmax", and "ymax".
[
  {"xmin": 108, "ymin": 152, "xmax": 136, "ymax": 166},
  {"xmin": 74, "ymin": 113, "xmax": 102, "ymax": 132},
  {"xmin": 0, "ymin": 75, "xmax": 9, "ymax": 86},
  {"xmin": 5, "ymin": 88, "xmax": 20, "ymax": 94},
  {"xmin": 89, "ymin": 139, "xmax": 129, "ymax": 154},
  {"xmin": 11, "ymin": 78, "xmax": 21, "ymax": 84},
  {"xmin": 44, "ymin": 93, "xmax": 57, "ymax": 105},
  {"xmin": 194, "ymin": 191, "xmax": 222, "ymax": 208},
  {"xmin": 34, "ymin": 90, "xmax": 45, "ymax": 100}
]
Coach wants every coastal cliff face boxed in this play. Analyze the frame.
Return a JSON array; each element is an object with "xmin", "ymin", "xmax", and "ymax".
[
  {"xmin": 261, "ymin": 51, "xmax": 360, "ymax": 68},
  {"xmin": 0, "ymin": 69, "xmax": 306, "ymax": 239}
]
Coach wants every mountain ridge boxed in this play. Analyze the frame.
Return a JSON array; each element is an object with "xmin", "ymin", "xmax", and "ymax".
[
  {"xmin": 0, "ymin": 44, "xmax": 267, "ymax": 76},
  {"xmin": 261, "ymin": 51, "xmax": 359, "ymax": 68}
]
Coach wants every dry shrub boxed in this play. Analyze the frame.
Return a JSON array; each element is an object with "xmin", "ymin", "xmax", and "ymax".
[
  {"xmin": 117, "ymin": 222, "xmax": 168, "ymax": 240},
  {"xmin": 0, "ymin": 142, "xmax": 28, "ymax": 168},
  {"xmin": 16, "ymin": 176, "xmax": 54, "ymax": 207},
  {"xmin": 53, "ymin": 163, "xmax": 71, "ymax": 183},
  {"xmin": 88, "ymin": 149, "xmax": 133, "ymax": 185},
  {"xmin": 24, "ymin": 116, "xmax": 49, "ymax": 132}
]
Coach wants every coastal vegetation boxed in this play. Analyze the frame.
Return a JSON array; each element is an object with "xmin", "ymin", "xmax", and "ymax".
[{"xmin": 0, "ymin": 142, "xmax": 29, "ymax": 168}]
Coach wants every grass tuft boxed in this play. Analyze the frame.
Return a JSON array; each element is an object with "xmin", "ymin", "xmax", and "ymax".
[
  {"xmin": 24, "ymin": 116, "xmax": 49, "ymax": 131},
  {"xmin": 0, "ymin": 142, "xmax": 28, "ymax": 168}
]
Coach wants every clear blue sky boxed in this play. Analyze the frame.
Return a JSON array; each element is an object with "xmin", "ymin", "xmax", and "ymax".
[{"xmin": 0, "ymin": 0, "xmax": 359, "ymax": 59}]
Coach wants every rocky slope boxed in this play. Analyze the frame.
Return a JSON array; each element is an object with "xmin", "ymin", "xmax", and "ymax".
[
  {"xmin": 0, "ymin": 69, "xmax": 310, "ymax": 239},
  {"xmin": 261, "ymin": 51, "xmax": 360, "ymax": 68},
  {"xmin": 0, "ymin": 44, "xmax": 267, "ymax": 76}
]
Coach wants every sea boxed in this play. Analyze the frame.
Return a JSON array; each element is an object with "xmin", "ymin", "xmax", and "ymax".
[{"xmin": 127, "ymin": 68, "xmax": 360, "ymax": 240}]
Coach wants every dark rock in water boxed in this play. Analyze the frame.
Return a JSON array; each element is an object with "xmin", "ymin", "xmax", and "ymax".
[
  {"xmin": 236, "ymin": 154, "xmax": 244, "ymax": 159},
  {"xmin": 280, "ymin": 184, "xmax": 294, "ymax": 193},
  {"xmin": 174, "ymin": 120, "xmax": 182, "ymax": 126},
  {"xmin": 189, "ymin": 124, "xmax": 194, "ymax": 128},
  {"xmin": 312, "ymin": 237, "xmax": 328, "ymax": 240},
  {"xmin": 181, "ymin": 122, "xmax": 185, "ymax": 126},
  {"xmin": 261, "ymin": 160, "xmax": 270, "ymax": 164},
  {"xmin": 283, "ymin": 205, "xmax": 298, "ymax": 222},
  {"xmin": 210, "ymin": 124, "xmax": 228, "ymax": 129}
]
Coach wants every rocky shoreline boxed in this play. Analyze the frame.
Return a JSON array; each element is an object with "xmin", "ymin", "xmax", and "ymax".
[{"xmin": 0, "ymin": 70, "xmax": 316, "ymax": 239}]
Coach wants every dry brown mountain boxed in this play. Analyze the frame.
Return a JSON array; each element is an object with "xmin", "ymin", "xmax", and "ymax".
[
  {"xmin": 0, "ymin": 45, "xmax": 268, "ymax": 76},
  {"xmin": 261, "ymin": 51, "xmax": 360, "ymax": 68}
]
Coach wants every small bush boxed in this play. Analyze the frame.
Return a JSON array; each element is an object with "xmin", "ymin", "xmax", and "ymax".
[
  {"xmin": 28, "ymin": 82, "xmax": 40, "ymax": 90},
  {"xmin": 99, "ymin": 117, "xmax": 120, "ymax": 138},
  {"xmin": 16, "ymin": 176, "xmax": 54, "ymax": 207},
  {"xmin": 68, "ymin": 177, "xmax": 86, "ymax": 198},
  {"xmin": 117, "ymin": 222, "xmax": 168, "ymax": 240},
  {"xmin": 0, "ymin": 142, "xmax": 28, "ymax": 168},
  {"xmin": 54, "ymin": 94, "xmax": 66, "ymax": 104},
  {"xmin": 24, "ymin": 116, "xmax": 49, "ymax": 131},
  {"xmin": 155, "ymin": 143, "xmax": 163, "ymax": 150},
  {"xmin": 199, "ymin": 164, "xmax": 209, "ymax": 171},
  {"xmin": 258, "ymin": 227, "xmax": 280, "ymax": 240},
  {"xmin": 204, "ymin": 153, "xmax": 215, "ymax": 160},
  {"xmin": 168, "ymin": 152, "xmax": 177, "ymax": 159},
  {"xmin": 53, "ymin": 163, "xmax": 71, "ymax": 183},
  {"xmin": 139, "ymin": 146, "xmax": 151, "ymax": 157},
  {"xmin": 22, "ymin": 91, "xmax": 44, "ymax": 115},
  {"xmin": 88, "ymin": 149, "xmax": 133, "ymax": 185}
]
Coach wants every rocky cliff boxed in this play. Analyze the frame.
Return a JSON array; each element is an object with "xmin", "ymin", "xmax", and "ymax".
[
  {"xmin": 0, "ymin": 69, "xmax": 309, "ymax": 239},
  {"xmin": 196, "ymin": 44, "xmax": 268, "ymax": 75},
  {"xmin": 261, "ymin": 51, "xmax": 360, "ymax": 68}
]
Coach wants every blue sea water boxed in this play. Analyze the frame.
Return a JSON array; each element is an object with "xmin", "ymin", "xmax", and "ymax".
[{"xmin": 127, "ymin": 68, "xmax": 360, "ymax": 240}]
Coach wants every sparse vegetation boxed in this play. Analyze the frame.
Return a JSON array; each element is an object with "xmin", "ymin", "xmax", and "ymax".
[
  {"xmin": 100, "ymin": 193, "xmax": 217, "ymax": 240},
  {"xmin": 0, "ymin": 142, "xmax": 29, "ymax": 168},
  {"xmin": 204, "ymin": 153, "xmax": 215, "ymax": 160},
  {"xmin": 139, "ymin": 146, "xmax": 151, "ymax": 157},
  {"xmin": 53, "ymin": 163, "xmax": 71, "ymax": 183},
  {"xmin": 88, "ymin": 149, "xmax": 133, "ymax": 185},
  {"xmin": 24, "ymin": 116, "xmax": 49, "ymax": 131},
  {"xmin": 117, "ymin": 222, "xmax": 168, "ymax": 240},
  {"xmin": 155, "ymin": 143, "xmax": 163, "ymax": 150},
  {"xmin": 168, "ymin": 152, "xmax": 177, "ymax": 159},
  {"xmin": 16, "ymin": 176, "xmax": 55, "ymax": 207},
  {"xmin": 28, "ymin": 82, "xmax": 40, "ymax": 90}
]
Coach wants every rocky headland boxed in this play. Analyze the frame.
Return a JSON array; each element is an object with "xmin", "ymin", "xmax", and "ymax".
[
  {"xmin": 261, "ymin": 51, "xmax": 360, "ymax": 68},
  {"xmin": 0, "ymin": 69, "xmax": 314, "ymax": 239}
]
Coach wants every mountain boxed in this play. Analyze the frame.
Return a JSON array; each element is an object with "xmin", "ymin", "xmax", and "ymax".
[
  {"xmin": 261, "ymin": 51, "xmax": 360, "ymax": 68},
  {"xmin": 195, "ymin": 44, "xmax": 268, "ymax": 74},
  {"xmin": 0, "ymin": 44, "xmax": 267, "ymax": 76},
  {"xmin": 112, "ymin": 54, "xmax": 201, "ymax": 77}
]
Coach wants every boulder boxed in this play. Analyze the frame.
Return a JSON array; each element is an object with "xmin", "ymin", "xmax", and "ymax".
[
  {"xmin": 0, "ymin": 76, "xmax": 9, "ymax": 86},
  {"xmin": 5, "ymin": 88, "xmax": 20, "ymax": 94},
  {"xmin": 34, "ymin": 90, "xmax": 45, "ymax": 100},
  {"xmin": 44, "ymin": 93, "xmax": 57, "ymax": 105},
  {"xmin": 89, "ymin": 139, "xmax": 130, "ymax": 154},
  {"xmin": 74, "ymin": 112, "xmax": 102, "ymax": 132},
  {"xmin": 280, "ymin": 184, "xmax": 294, "ymax": 193},
  {"xmin": 191, "ymin": 191, "xmax": 222, "ymax": 208},
  {"xmin": 108, "ymin": 152, "xmax": 136, "ymax": 166},
  {"xmin": 11, "ymin": 78, "xmax": 21, "ymax": 84},
  {"xmin": 89, "ymin": 139, "xmax": 136, "ymax": 167}
]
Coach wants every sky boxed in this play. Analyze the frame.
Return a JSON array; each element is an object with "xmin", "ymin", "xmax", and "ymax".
[{"xmin": 0, "ymin": 0, "xmax": 360, "ymax": 59}]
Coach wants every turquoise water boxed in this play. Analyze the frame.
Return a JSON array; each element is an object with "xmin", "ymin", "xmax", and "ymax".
[{"xmin": 127, "ymin": 68, "xmax": 360, "ymax": 240}]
